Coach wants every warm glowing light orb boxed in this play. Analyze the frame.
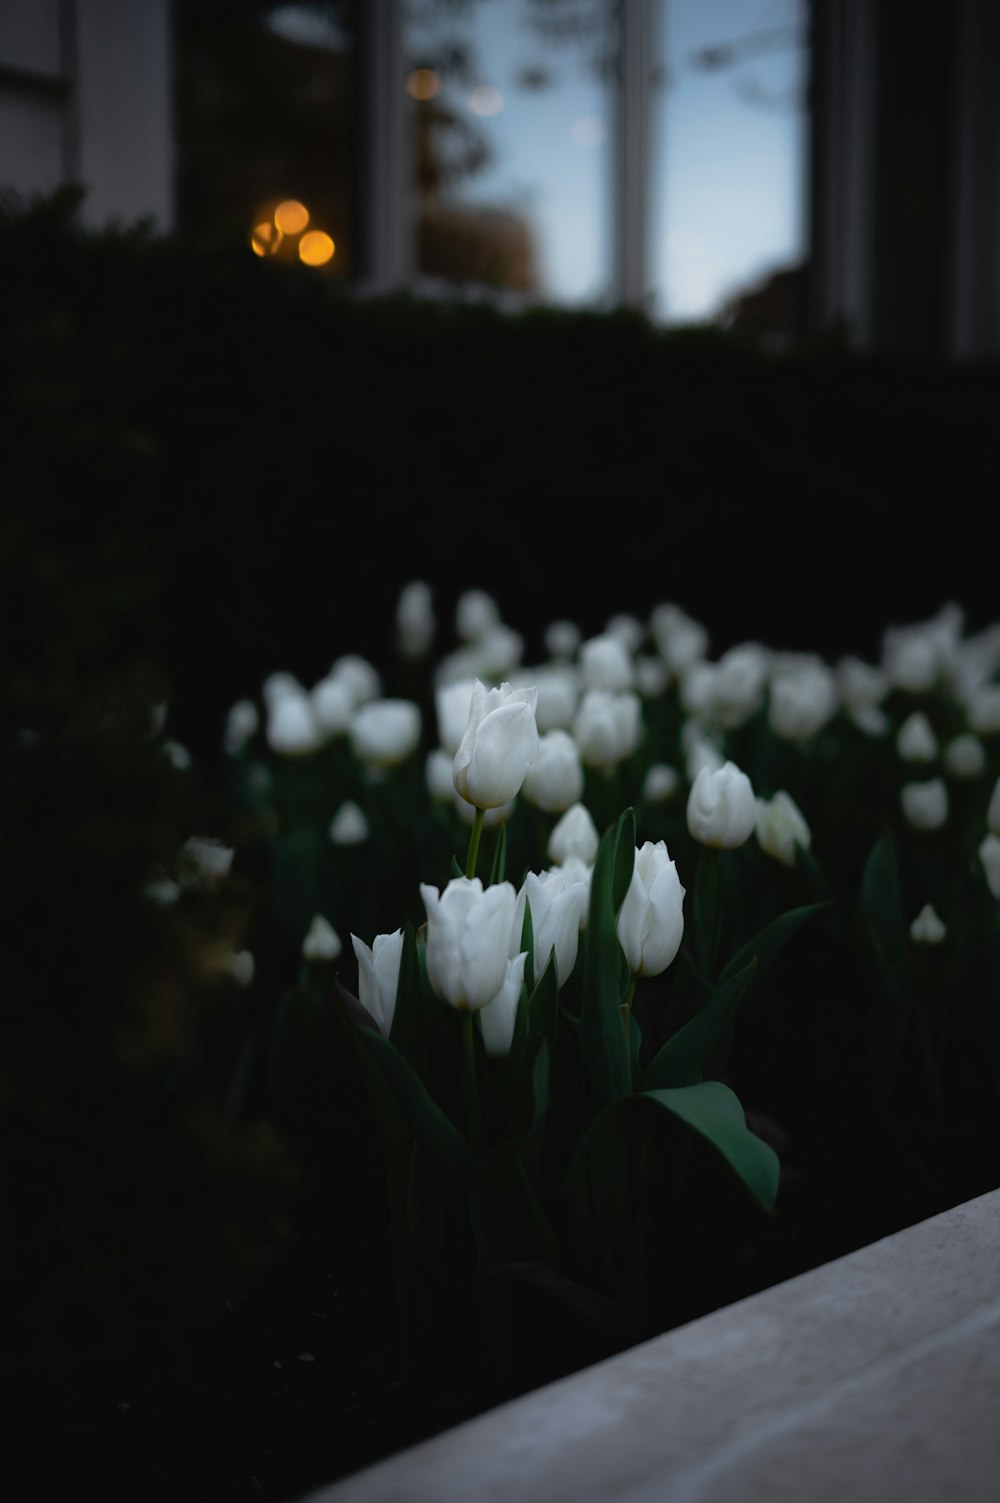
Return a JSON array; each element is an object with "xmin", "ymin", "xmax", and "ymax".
[
  {"xmin": 406, "ymin": 67, "xmax": 441, "ymax": 101},
  {"xmin": 298, "ymin": 231, "xmax": 335, "ymax": 267},
  {"xmin": 275, "ymin": 199, "xmax": 310, "ymax": 235},
  {"xmin": 251, "ymin": 221, "xmax": 283, "ymax": 256}
]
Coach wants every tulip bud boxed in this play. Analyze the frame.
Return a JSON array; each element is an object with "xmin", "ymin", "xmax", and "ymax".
[
  {"xmin": 303, "ymin": 914, "xmax": 342, "ymax": 963},
  {"xmin": 351, "ymin": 929, "xmax": 404, "ymax": 1035},
  {"xmin": 897, "ymin": 712, "xmax": 937, "ymax": 762},
  {"xmin": 616, "ymin": 841, "xmax": 685, "ymax": 977},
  {"xmin": 396, "ymin": 579, "xmax": 435, "ymax": 659},
  {"xmin": 649, "ymin": 604, "xmax": 708, "ymax": 673},
  {"xmin": 909, "ymin": 904, "xmax": 946, "ymax": 945},
  {"xmin": 453, "ymin": 680, "xmax": 539, "ymax": 810},
  {"xmin": 331, "ymin": 655, "xmax": 382, "ymax": 709},
  {"xmin": 350, "ymin": 700, "xmax": 421, "ymax": 769},
  {"xmin": 643, "ymin": 762, "xmax": 680, "ymax": 804},
  {"xmin": 901, "ymin": 778, "xmax": 949, "ymax": 831},
  {"xmin": 980, "ymin": 833, "xmax": 1000, "ymax": 899},
  {"xmin": 420, "ymin": 877, "xmax": 520, "ymax": 1011},
  {"xmin": 311, "ymin": 675, "xmax": 353, "ymax": 737},
  {"xmin": 224, "ymin": 699, "xmax": 259, "ymax": 755},
  {"xmin": 572, "ymin": 689, "xmax": 642, "ymax": 770},
  {"xmin": 713, "ymin": 643, "xmax": 770, "ymax": 729},
  {"xmin": 521, "ymin": 730, "xmax": 584, "ymax": 813},
  {"xmin": 436, "ymin": 679, "xmax": 477, "ymax": 756},
  {"xmin": 580, "ymin": 633, "xmax": 634, "ymax": 692},
  {"xmin": 456, "ymin": 589, "xmax": 500, "ymax": 643},
  {"xmin": 267, "ymin": 688, "xmax": 321, "ymax": 756},
  {"xmin": 548, "ymin": 803, "xmax": 600, "ymax": 867},
  {"xmin": 329, "ymin": 800, "xmax": 369, "ymax": 845},
  {"xmin": 686, "ymin": 761, "xmax": 756, "ymax": 849},
  {"xmin": 516, "ymin": 861, "xmax": 590, "ymax": 988},
  {"xmin": 755, "ymin": 790, "xmax": 811, "ymax": 867},
  {"xmin": 768, "ymin": 656, "xmax": 837, "ymax": 742},
  {"xmin": 179, "ymin": 837, "xmax": 234, "ymax": 889},
  {"xmin": 943, "ymin": 734, "xmax": 986, "ymax": 780},
  {"xmin": 544, "ymin": 619, "xmax": 582, "ymax": 660},
  {"xmin": 967, "ymin": 685, "xmax": 1000, "ymax": 736}
]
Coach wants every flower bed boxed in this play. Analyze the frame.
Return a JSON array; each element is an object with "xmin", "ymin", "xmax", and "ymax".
[{"xmin": 182, "ymin": 584, "xmax": 999, "ymax": 1497}]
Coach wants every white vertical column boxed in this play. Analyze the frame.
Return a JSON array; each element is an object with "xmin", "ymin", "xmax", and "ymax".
[
  {"xmin": 360, "ymin": 0, "xmax": 414, "ymax": 291},
  {"xmin": 611, "ymin": 0, "xmax": 656, "ymax": 308}
]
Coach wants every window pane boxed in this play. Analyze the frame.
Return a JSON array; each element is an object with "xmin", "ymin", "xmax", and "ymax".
[
  {"xmin": 651, "ymin": 0, "xmax": 806, "ymax": 327},
  {"xmin": 404, "ymin": 0, "xmax": 612, "ymax": 302},
  {"xmin": 173, "ymin": 1, "xmax": 358, "ymax": 277}
]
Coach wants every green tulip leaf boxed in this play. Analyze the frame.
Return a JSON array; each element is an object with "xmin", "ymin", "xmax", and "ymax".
[
  {"xmin": 640, "ymin": 958, "xmax": 757, "ymax": 1090},
  {"xmin": 717, "ymin": 902, "xmax": 830, "ymax": 993},
  {"xmin": 353, "ymin": 1024, "xmax": 475, "ymax": 1228},
  {"xmin": 612, "ymin": 806, "xmax": 637, "ymax": 914},
  {"xmin": 527, "ymin": 949, "xmax": 559, "ymax": 1049},
  {"xmin": 642, "ymin": 1080, "xmax": 779, "ymax": 1212}
]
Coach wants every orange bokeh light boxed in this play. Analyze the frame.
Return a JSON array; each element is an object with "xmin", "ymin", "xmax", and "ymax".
[
  {"xmin": 406, "ymin": 68, "xmax": 441, "ymax": 101},
  {"xmin": 275, "ymin": 199, "xmax": 310, "ymax": 235},
  {"xmin": 298, "ymin": 231, "xmax": 335, "ymax": 267},
  {"xmin": 250, "ymin": 221, "xmax": 283, "ymax": 257}
]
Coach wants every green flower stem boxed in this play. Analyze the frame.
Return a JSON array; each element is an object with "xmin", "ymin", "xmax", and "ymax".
[
  {"xmin": 466, "ymin": 807, "xmax": 485, "ymax": 880},
  {"xmin": 462, "ymin": 1012, "xmax": 484, "ymax": 1157}
]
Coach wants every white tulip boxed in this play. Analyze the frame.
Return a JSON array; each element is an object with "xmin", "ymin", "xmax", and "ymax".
[
  {"xmin": 580, "ymin": 633, "xmax": 634, "ymax": 692},
  {"xmin": 686, "ymin": 761, "xmax": 757, "ymax": 849},
  {"xmin": 436, "ymin": 679, "xmax": 478, "ymax": 756},
  {"xmin": 756, "ymin": 791, "xmax": 811, "ymax": 868},
  {"xmin": 572, "ymin": 688, "xmax": 642, "ymax": 770},
  {"xmin": 544, "ymin": 619, "xmax": 582, "ymax": 660},
  {"xmin": 528, "ymin": 665, "xmax": 580, "ymax": 733},
  {"xmin": 453, "ymin": 680, "xmax": 539, "ymax": 810},
  {"xmin": 350, "ymin": 700, "xmax": 421, "ymax": 769},
  {"xmin": 351, "ymin": 929, "xmax": 404, "ymax": 1035},
  {"xmin": 635, "ymin": 655, "xmax": 670, "ymax": 698},
  {"xmin": 605, "ymin": 613, "xmax": 645, "ymax": 654},
  {"xmin": 897, "ymin": 712, "xmax": 938, "ymax": 762},
  {"xmin": 267, "ymin": 688, "xmax": 321, "ymax": 756},
  {"xmin": 420, "ymin": 877, "xmax": 520, "ymax": 1012},
  {"xmin": 901, "ymin": 779, "xmax": 949, "ymax": 831},
  {"xmin": 714, "ymin": 643, "xmax": 770, "ymax": 729},
  {"xmin": 649, "ymin": 604, "xmax": 708, "ymax": 673},
  {"xmin": 967, "ymin": 685, "xmax": 1000, "ymax": 736},
  {"xmin": 643, "ymin": 762, "xmax": 680, "ymax": 804},
  {"xmin": 682, "ymin": 722, "xmax": 725, "ymax": 780},
  {"xmin": 179, "ymin": 837, "xmax": 234, "ymax": 889},
  {"xmin": 548, "ymin": 803, "xmax": 600, "ymax": 867},
  {"xmin": 426, "ymin": 747, "xmax": 457, "ymax": 801},
  {"xmin": 516, "ymin": 862, "xmax": 590, "ymax": 988},
  {"xmin": 836, "ymin": 657, "xmax": 888, "ymax": 713},
  {"xmin": 909, "ymin": 904, "xmax": 946, "ymax": 945},
  {"xmin": 224, "ymin": 699, "xmax": 259, "ymax": 755},
  {"xmin": 331, "ymin": 655, "xmax": 381, "ymax": 709},
  {"xmin": 329, "ymin": 801, "xmax": 369, "ymax": 845},
  {"xmin": 944, "ymin": 734, "xmax": 986, "ymax": 780},
  {"xmin": 521, "ymin": 730, "xmax": 584, "ymax": 813},
  {"xmin": 311, "ymin": 675, "xmax": 353, "ymax": 737},
  {"xmin": 980, "ymin": 834, "xmax": 1000, "ymax": 899},
  {"xmin": 456, "ymin": 589, "xmax": 500, "ymax": 643},
  {"xmin": 768, "ymin": 656, "xmax": 837, "ymax": 742},
  {"xmin": 303, "ymin": 914, "xmax": 342, "ymax": 963},
  {"xmin": 616, "ymin": 841, "xmax": 686, "ymax": 978},
  {"xmin": 478, "ymin": 953, "xmax": 528, "ymax": 1057},
  {"xmin": 396, "ymin": 580, "xmax": 434, "ymax": 659}
]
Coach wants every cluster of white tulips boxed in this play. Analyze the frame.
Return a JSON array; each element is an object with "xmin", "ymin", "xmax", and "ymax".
[
  {"xmin": 220, "ymin": 586, "xmax": 1000, "ymax": 1057},
  {"xmin": 210, "ymin": 584, "xmax": 1000, "ymax": 1364}
]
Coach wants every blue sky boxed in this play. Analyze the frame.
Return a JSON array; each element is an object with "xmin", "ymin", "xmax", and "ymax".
[{"xmin": 411, "ymin": 0, "xmax": 805, "ymax": 318}]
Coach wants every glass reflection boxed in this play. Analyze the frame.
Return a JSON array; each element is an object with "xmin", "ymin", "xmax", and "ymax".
[
  {"xmin": 651, "ymin": 0, "xmax": 806, "ymax": 329},
  {"xmin": 405, "ymin": 0, "xmax": 612, "ymax": 302}
]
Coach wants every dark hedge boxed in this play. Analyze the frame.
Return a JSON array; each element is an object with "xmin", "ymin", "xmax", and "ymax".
[{"xmin": 3, "ymin": 189, "xmax": 998, "ymax": 761}]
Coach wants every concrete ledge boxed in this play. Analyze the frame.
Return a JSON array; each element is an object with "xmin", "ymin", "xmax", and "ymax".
[{"xmin": 307, "ymin": 1189, "xmax": 1000, "ymax": 1503}]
